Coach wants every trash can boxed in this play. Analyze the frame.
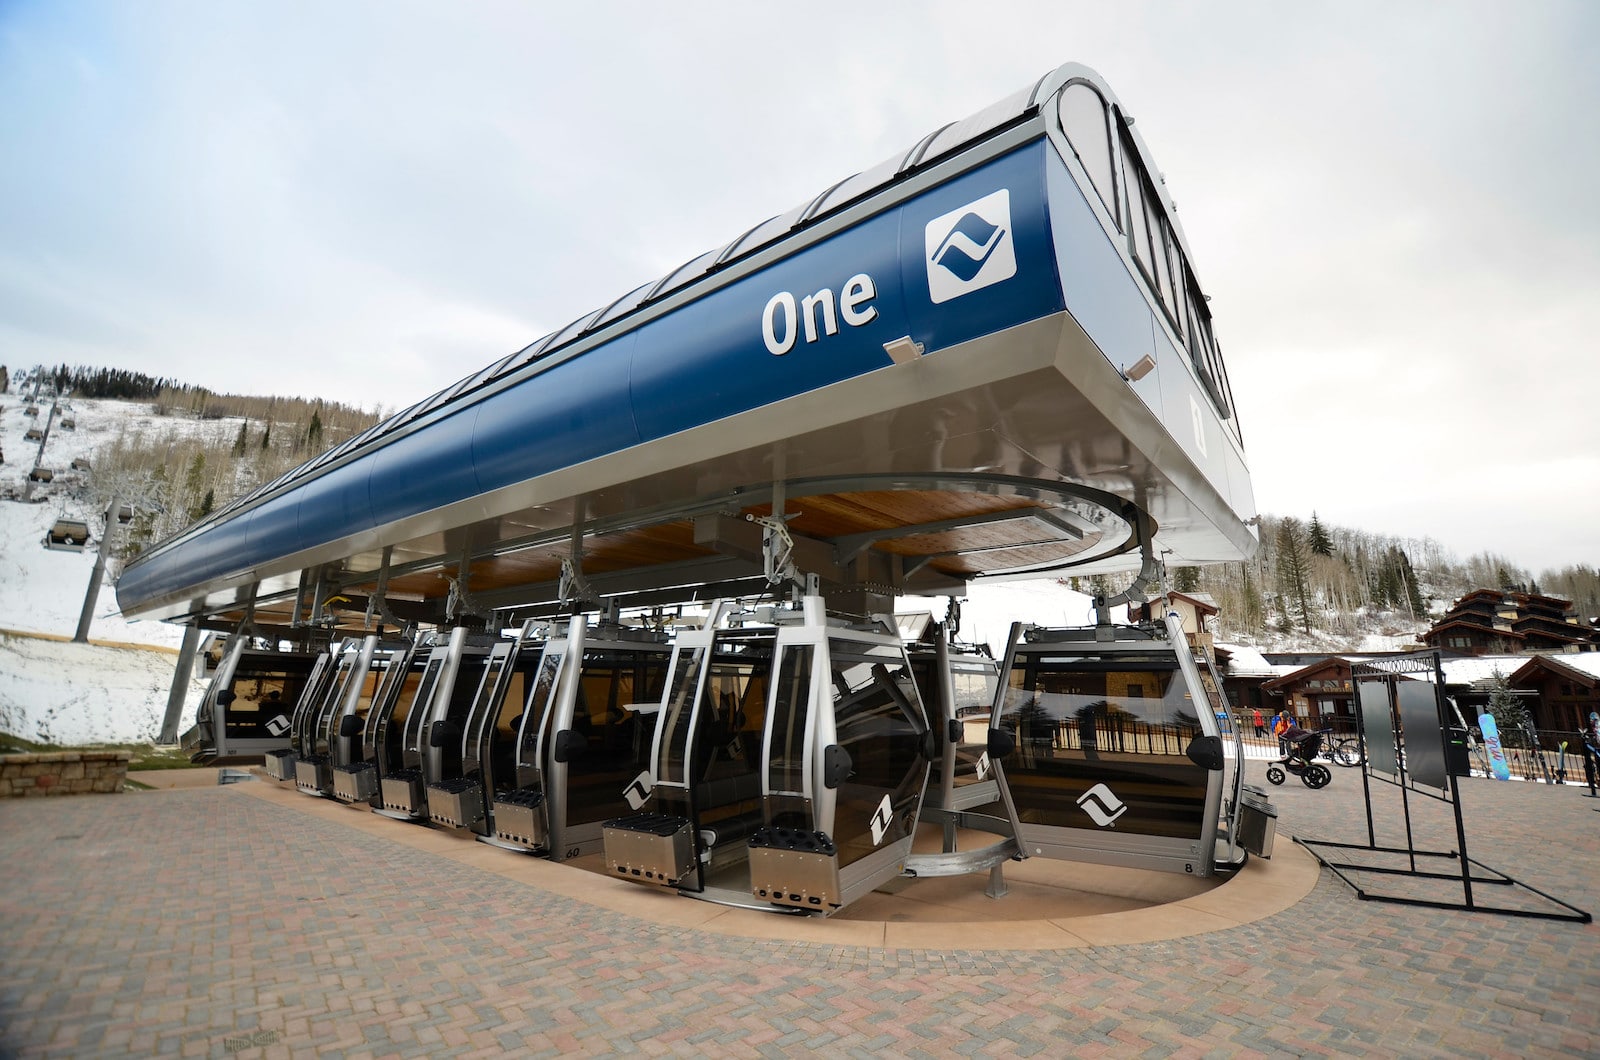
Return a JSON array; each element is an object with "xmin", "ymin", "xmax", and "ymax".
[
  {"xmin": 1444, "ymin": 727, "xmax": 1472, "ymax": 777},
  {"xmin": 1238, "ymin": 784, "xmax": 1277, "ymax": 859}
]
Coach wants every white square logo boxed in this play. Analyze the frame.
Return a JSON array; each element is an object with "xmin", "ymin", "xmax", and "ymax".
[{"xmin": 924, "ymin": 188, "xmax": 1017, "ymax": 304}]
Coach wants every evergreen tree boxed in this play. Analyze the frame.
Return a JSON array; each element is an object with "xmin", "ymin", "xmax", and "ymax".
[
  {"xmin": 1487, "ymin": 670, "xmax": 1533, "ymax": 750},
  {"xmin": 183, "ymin": 452, "xmax": 208, "ymax": 522},
  {"xmin": 1240, "ymin": 567, "xmax": 1265, "ymax": 632},
  {"xmin": 198, "ymin": 488, "xmax": 215, "ymax": 518},
  {"xmin": 0, "ymin": 364, "xmax": 8, "ymax": 394},
  {"xmin": 306, "ymin": 406, "xmax": 323, "ymax": 450},
  {"xmin": 1373, "ymin": 555, "xmax": 1399, "ymax": 610},
  {"xmin": 232, "ymin": 419, "xmax": 249, "ymax": 456},
  {"xmin": 260, "ymin": 422, "xmax": 271, "ymax": 450},
  {"xmin": 1174, "ymin": 566, "xmax": 1201, "ymax": 593},
  {"xmin": 1395, "ymin": 548, "xmax": 1425, "ymax": 618},
  {"xmin": 1307, "ymin": 512, "xmax": 1334, "ymax": 557},
  {"xmin": 1275, "ymin": 517, "xmax": 1314, "ymax": 634}
]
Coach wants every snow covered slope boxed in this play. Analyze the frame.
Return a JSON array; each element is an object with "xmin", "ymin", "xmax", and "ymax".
[{"xmin": 1, "ymin": 394, "xmax": 209, "ymax": 743}]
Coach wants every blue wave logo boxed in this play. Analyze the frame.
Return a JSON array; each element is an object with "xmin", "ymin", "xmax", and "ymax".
[
  {"xmin": 924, "ymin": 189, "xmax": 1017, "ymax": 304},
  {"xmin": 1077, "ymin": 782, "xmax": 1128, "ymax": 828},
  {"xmin": 932, "ymin": 212, "xmax": 1006, "ymax": 282}
]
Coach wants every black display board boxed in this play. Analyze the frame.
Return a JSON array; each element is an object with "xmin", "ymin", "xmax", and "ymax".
[
  {"xmin": 1398, "ymin": 681, "xmax": 1448, "ymax": 790},
  {"xmin": 1357, "ymin": 680, "xmax": 1397, "ymax": 778}
]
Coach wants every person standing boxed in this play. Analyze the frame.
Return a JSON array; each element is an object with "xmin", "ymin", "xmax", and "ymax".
[
  {"xmin": 1273, "ymin": 710, "xmax": 1292, "ymax": 756},
  {"xmin": 1581, "ymin": 713, "xmax": 1600, "ymax": 796},
  {"xmin": 1252, "ymin": 707, "xmax": 1266, "ymax": 738}
]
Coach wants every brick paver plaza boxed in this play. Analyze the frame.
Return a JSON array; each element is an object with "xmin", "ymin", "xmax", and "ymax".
[{"xmin": 3, "ymin": 764, "xmax": 1598, "ymax": 1057}]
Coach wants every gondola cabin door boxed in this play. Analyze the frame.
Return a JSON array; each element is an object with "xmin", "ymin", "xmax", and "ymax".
[
  {"xmin": 361, "ymin": 640, "xmax": 423, "ymax": 770},
  {"xmin": 633, "ymin": 609, "xmax": 774, "ymax": 898},
  {"xmin": 327, "ymin": 636, "xmax": 380, "ymax": 767},
  {"xmin": 543, "ymin": 618, "xmax": 672, "ymax": 861},
  {"xmin": 286, "ymin": 649, "xmax": 335, "ymax": 759},
  {"xmin": 420, "ymin": 630, "xmax": 492, "ymax": 787},
  {"xmin": 486, "ymin": 627, "xmax": 573, "ymax": 853},
  {"xmin": 753, "ymin": 598, "xmax": 933, "ymax": 912},
  {"xmin": 911, "ymin": 629, "xmax": 1001, "ymax": 813}
]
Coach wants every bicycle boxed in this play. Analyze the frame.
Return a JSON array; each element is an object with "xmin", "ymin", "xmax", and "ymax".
[{"xmin": 1325, "ymin": 733, "xmax": 1362, "ymax": 768}]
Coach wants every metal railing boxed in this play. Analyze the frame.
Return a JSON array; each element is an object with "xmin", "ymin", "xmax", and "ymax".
[
  {"xmin": 1465, "ymin": 728, "xmax": 1594, "ymax": 786},
  {"xmin": 1223, "ymin": 723, "xmax": 1597, "ymax": 785},
  {"xmin": 1011, "ymin": 713, "xmax": 1201, "ymax": 757}
]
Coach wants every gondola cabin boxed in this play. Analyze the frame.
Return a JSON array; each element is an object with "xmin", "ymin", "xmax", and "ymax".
[
  {"xmin": 988, "ymin": 611, "xmax": 1245, "ymax": 878},
  {"xmin": 603, "ymin": 596, "xmax": 932, "ymax": 914},
  {"xmin": 182, "ymin": 641, "xmax": 324, "ymax": 764},
  {"xmin": 484, "ymin": 617, "xmax": 673, "ymax": 856}
]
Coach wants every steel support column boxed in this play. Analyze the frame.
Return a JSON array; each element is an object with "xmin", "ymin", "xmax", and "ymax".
[{"xmin": 157, "ymin": 624, "xmax": 204, "ymax": 744}]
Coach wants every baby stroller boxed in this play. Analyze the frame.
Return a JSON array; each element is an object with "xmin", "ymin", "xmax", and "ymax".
[{"xmin": 1266, "ymin": 728, "xmax": 1332, "ymax": 789}]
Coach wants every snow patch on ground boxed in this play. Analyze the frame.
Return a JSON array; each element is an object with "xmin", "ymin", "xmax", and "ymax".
[{"xmin": 0, "ymin": 632, "xmax": 207, "ymax": 745}]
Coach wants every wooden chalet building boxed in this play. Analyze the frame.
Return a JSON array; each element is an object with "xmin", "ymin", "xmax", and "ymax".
[
  {"xmin": 1259, "ymin": 656, "xmax": 1359, "ymax": 735},
  {"xmin": 1508, "ymin": 654, "xmax": 1600, "ymax": 733},
  {"xmin": 1421, "ymin": 589, "xmax": 1594, "ymax": 656},
  {"xmin": 1129, "ymin": 590, "xmax": 1219, "ymax": 657},
  {"xmin": 1213, "ymin": 643, "xmax": 1279, "ymax": 725}
]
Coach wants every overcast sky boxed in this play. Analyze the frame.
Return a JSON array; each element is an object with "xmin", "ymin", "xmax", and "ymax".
[{"xmin": 2, "ymin": 1, "xmax": 1596, "ymax": 575}]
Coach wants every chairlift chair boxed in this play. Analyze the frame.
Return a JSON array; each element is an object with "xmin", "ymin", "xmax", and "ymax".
[{"xmin": 42, "ymin": 518, "xmax": 91, "ymax": 552}]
